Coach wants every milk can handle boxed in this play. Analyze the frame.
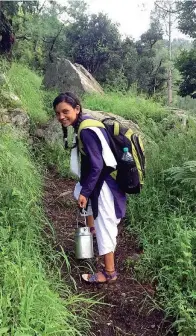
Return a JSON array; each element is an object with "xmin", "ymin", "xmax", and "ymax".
[{"xmin": 76, "ymin": 207, "xmax": 87, "ymax": 228}]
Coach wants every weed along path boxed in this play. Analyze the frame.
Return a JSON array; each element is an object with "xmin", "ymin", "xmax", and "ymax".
[{"xmin": 43, "ymin": 170, "xmax": 174, "ymax": 336}]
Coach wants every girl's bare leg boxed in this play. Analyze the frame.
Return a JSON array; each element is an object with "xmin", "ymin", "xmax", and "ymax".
[
  {"xmin": 87, "ymin": 215, "xmax": 94, "ymax": 229},
  {"xmin": 87, "ymin": 215, "xmax": 96, "ymax": 235}
]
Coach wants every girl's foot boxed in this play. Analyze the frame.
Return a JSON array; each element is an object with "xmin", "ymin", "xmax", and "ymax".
[{"xmin": 82, "ymin": 269, "xmax": 117, "ymax": 283}]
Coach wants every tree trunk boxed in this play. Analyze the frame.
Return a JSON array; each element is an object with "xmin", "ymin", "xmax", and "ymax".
[{"xmin": 168, "ymin": 6, "xmax": 172, "ymax": 105}]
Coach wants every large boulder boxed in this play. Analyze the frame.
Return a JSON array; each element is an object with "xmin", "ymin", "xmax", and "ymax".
[
  {"xmin": 83, "ymin": 109, "xmax": 140, "ymax": 134},
  {"xmin": 35, "ymin": 108, "xmax": 141, "ymax": 146},
  {"xmin": 43, "ymin": 59, "xmax": 104, "ymax": 96},
  {"xmin": 0, "ymin": 107, "xmax": 30, "ymax": 134}
]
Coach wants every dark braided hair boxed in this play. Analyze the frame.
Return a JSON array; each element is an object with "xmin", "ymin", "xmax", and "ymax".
[{"xmin": 53, "ymin": 92, "xmax": 82, "ymax": 149}]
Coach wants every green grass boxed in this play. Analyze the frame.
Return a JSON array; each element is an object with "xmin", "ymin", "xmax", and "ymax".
[
  {"xmin": 36, "ymin": 124, "xmax": 75, "ymax": 178},
  {"xmin": 3, "ymin": 60, "xmax": 196, "ymax": 334},
  {"xmin": 127, "ymin": 116, "xmax": 196, "ymax": 334},
  {"xmin": 173, "ymin": 95, "xmax": 196, "ymax": 115},
  {"xmin": 83, "ymin": 92, "xmax": 169, "ymax": 124},
  {"xmin": 39, "ymin": 142, "xmax": 74, "ymax": 178},
  {"xmin": 0, "ymin": 60, "xmax": 97, "ymax": 334},
  {"xmin": 7, "ymin": 63, "xmax": 49, "ymax": 124},
  {"xmin": 44, "ymin": 91, "xmax": 196, "ymax": 334},
  {"xmin": 84, "ymin": 92, "xmax": 196, "ymax": 334},
  {"xmin": 0, "ymin": 126, "xmax": 94, "ymax": 335}
]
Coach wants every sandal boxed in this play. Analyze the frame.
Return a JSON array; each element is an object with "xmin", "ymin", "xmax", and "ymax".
[{"xmin": 82, "ymin": 268, "xmax": 117, "ymax": 284}]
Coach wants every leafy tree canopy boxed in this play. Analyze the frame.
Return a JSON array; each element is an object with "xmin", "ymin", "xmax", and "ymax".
[
  {"xmin": 177, "ymin": 0, "xmax": 196, "ymax": 38},
  {"xmin": 175, "ymin": 48, "xmax": 196, "ymax": 97},
  {"xmin": 65, "ymin": 12, "xmax": 121, "ymax": 75},
  {"xmin": 0, "ymin": 0, "xmax": 168, "ymax": 95}
]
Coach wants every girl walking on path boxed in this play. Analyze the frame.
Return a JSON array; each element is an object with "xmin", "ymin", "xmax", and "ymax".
[{"xmin": 53, "ymin": 92, "xmax": 126, "ymax": 284}]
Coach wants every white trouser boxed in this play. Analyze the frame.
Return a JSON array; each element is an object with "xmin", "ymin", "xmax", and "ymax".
[{"xmin": 74, "ymin": 182, "xmax": 120, "ymax": 256}]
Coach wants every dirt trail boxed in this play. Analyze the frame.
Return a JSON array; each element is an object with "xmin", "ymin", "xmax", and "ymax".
[{"xmin": 43, "ymin": 170, "xmax": 175, "ymax": 336}]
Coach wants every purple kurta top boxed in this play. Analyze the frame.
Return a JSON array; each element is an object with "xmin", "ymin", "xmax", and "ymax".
[{"xmin": 79, "ymin": 126, "xmax": 126, "ymax": 219}]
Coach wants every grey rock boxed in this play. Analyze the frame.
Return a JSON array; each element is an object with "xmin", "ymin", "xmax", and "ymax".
[
  {"xmin": 0, "ymin": 73, "xmax": 7, "ymax": 86},
  {"xmin": 84, "ymin": 108, "xmax": 141, "ymax": 134},
  {"xmin": 40, "ymin": 118, "xmax": 64, "ymax": 145},
  {"xmin": 130, "ymin": 253, "xmax": 141, "ymax": 261},
  {"xmin": 36, "ymin": 108, "xmax": 141, "ymax": 147},
  {"xmin": 170, "ymin": 107, "xmax": 196, "ymax": 128},
  {"xmin": 34, "ymin": 128, "xmax": 45, "ymax": 139},
  {"xmin": 0, "ymin": 90, "xmax": 22, "ymax": 108},
  {"xmin": 58, "ymin": 190, "xmax": 72, "ymax": 197},
  {"xmin": 43, "ymin": 59, "xmax": 104, "ymax": 96},
  {"xmin": 27, "ymin": 137, "xmax": 34, "ymax": 145},
  {"xmin": 0, "ymin": 107, "xmax": 30, "ymax": 133}
]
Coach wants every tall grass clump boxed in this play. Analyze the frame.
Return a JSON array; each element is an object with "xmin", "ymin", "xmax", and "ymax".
[
  {"xmin": 173, "ymin": 95, "xmax": 196, "ymax": 115},
  {"xmin": 40, "ymin": 141, "xmax": 73, "ymax": 178},
  {"xmin": 36, "ymin": 124, "xmax": 74, "ymax": 178},
  {"xmin": 83, "ymin": 92, "xmax": 169, "ymax": 124},
  {"xmin": 7, "ymin": 63, "xmax": 49, "ymax": 124},
  {"xmin": 127, "ymin": 123, "xmax": 196, "ymax": 335},
  {"xmin": 0, "ymin": 126, "xmax": 92, "ymax": 335},
  {"xmin": 84, "ymin": 92, "xmax": 196, "ymax": 334}
]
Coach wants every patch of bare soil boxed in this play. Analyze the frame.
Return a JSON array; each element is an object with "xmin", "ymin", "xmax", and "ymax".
[{"xmin": 43, "ymin": 170, "xmax": 176, "ymax": 336}]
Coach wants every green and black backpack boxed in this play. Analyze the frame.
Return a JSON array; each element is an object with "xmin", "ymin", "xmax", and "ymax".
[{"xmin": 77, "ymin": 117, "xmax": 145, "ymax": 195}]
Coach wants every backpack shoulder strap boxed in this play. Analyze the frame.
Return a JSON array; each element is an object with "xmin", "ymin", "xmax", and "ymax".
[
  {"xmin": 113, "ymin": 121, "xmax": 120, "ymax": 136},
  {"xmin": 101, "ymin": 117, "xmax": 120, "ymax": 136},
  {"xmin": 78, "ymin": 119, "xmax": 105, "ymax": 154}
]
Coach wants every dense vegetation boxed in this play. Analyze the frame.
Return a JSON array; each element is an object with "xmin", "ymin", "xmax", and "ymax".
[
  {"xmin": 0, "ymin": 128, "xmax": 96, "ymax": 335},
  {"xmin": 0, "ymin": 0, "xmax": 196, "ymax": 335},
  {"xmin": 0, "ymin": 0, "xmax": 195, "ymax": 98},
  {"xmin": 0, "ymin": 63, "xmax": 96, "ymax": 335},
  {"xmin": 84, "ymin": 93, "xmax": 196, "ymax": 335}
]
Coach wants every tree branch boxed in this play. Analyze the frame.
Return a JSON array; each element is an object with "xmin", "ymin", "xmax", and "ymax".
[
  {"xmin": 16, "ymin": 33, "xmax": 64, "ymax": 43},
  {"xmin": 37, "ymin": 0, "xmax": 47, "ymax": 14},
  {"xmin": 155, "ymin": 1, "xmax": 180, "ymax": 14},
  {"xmin": 49, "ymin": 23, "xmax": 65, "ymax": 62}
]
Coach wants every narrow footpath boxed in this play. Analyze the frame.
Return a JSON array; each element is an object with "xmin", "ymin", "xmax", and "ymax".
[{"xmin": 43, "ymin": 170, "xmax": 175, "ymax": 336}]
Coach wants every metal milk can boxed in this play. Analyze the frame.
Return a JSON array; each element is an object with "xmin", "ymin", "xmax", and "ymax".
[{"xmin": 75, "ymin": 209, "xmax": 94, "ymax": 259}]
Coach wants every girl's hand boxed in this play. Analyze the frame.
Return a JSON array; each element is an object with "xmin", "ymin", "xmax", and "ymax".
[{"xmin": 78, "ymin": 194, "xmax": 87, "ymax": 209}]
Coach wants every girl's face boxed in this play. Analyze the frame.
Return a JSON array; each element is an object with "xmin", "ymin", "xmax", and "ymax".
[{"xmin": 55, "ymin": 102, "xmax": 80, "ymax": 127}]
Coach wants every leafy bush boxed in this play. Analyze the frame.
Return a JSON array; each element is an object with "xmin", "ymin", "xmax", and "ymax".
[
  {"xmin": 0, "ymin": 126, "xmax": 92, "ymax": 335},
  {"xmin": 165, "ymin": 161, "xmax": 196, "ymax": 192}
]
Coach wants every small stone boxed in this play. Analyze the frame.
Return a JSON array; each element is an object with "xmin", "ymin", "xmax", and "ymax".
[
  {"xmin": 9, "ymin": 93, "xmax": 21, "ymax": 102},
  {"xmin": 0, "ymin": 73, "xmax": 7, "ymax": 86},
  {"xmin": 34, "ymin": 128, "xmax": 45, "ymax": 139},
  {"xmin": 151, "ymin": 324, "xmax": 156, "ymax": 329},
  {"xmin": 27, "ymin": 137, "xmax": 34, "ymax": 145},
  {"xmin": 131, "ymin": 253, "xmax": 141, "ymax": 261},
  {"xmin": 59, "ymin": 190, "xmax": 72, "ymax": 197},
  {"xmin": 121, "ymin": 293, "xmax": 126, "ymax": 297}
]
